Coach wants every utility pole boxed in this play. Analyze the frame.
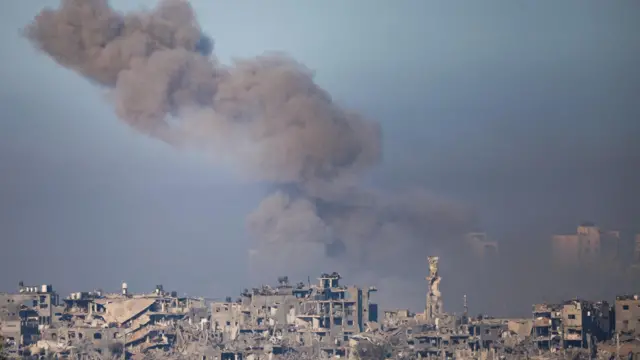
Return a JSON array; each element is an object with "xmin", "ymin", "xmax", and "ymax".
[{"xmin": 616, "ymin": 332, "xmax": 620, "ymax": 359}]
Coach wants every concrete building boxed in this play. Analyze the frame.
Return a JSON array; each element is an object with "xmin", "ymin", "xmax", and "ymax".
[
  {"xmin": 532, "ymin": 303, "xmax": 562, "ymax": 350},
  {"xmin": 552, "ymin": 222, "xmax": 620, "ymax": 268},
  {"xmin": 560, "ymin": 300, "xmax": 612, "ymax": 348},
  {"xmin": 615, "ymin": 295, "xmax": 640, "ymax": 336},
  {"xmin": 0, "ymin": 282, "xmax": 60, "ymax": 354},
  {"xmin": 210, "ymin": 273, "xmax": 378, "ymax": 358},
  {"xmin": 533, "ymin": 300, "xmax": 613, "ymax": 350}
]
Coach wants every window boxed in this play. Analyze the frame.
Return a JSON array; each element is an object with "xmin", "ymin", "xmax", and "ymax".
[
  {"xmin": 226, "ymin": 321, "xmax": 231, "ymax": 326},
  {"xmin": 568, "ymin": 315, "xmax": 576, "ymax": 319},
  {"xmin": 347, "ymin": 320, "xmax": 353, "ymax": 326},
  {"xmin": 624, "ymin": 305, "xmax": 630, "ymax": 310},
  {"xmin": 93, "ymin": 333, "xmax": 102, "ymax": 340}
]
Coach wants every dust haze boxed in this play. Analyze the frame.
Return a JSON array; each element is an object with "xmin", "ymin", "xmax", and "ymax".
[
  {"xmin": 23, "ymin": 0, "xmax": 639, "ymax": 315},
  {"xmin": 25, "ymin": 0, "xmax": 476, "ymax": 310}
]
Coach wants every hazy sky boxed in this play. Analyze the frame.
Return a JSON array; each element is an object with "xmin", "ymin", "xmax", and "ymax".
[{"xmin": 1, "ymin": 1, "xmax": 639, "ymax": 312}]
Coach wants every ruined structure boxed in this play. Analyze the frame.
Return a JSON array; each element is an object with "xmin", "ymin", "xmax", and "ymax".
[
  {"xmin": 424, "ymin": 256, "xmax": 442, "ymax": 324},
  {"xmin": 0, "ymin": 283, "xmax": 60, "ymax": 355},
  {"xmin": 351, "ymin": 257, "xmax": 535, "ymax": 359},
  {"xmin": 532, "ymin": 300, "xmax": 613, "ymax": 351},
  {"xmin": 0, "ymin": 259, "xmax": 634, "ymax": 359},
  {"xmin": 0, "ymin": 282, "xmax": 206, "ymax": 358},
  {"xmin": 0, "ymin": 273, "xmax": 378, "ymax": 359},
  {"xmin": 207, "ymin": 272, "xmax": 378, "ymax": 359}
]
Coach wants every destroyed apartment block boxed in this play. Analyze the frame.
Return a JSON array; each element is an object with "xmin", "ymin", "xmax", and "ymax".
[
  {"xmin": 532, "ymin": 299, "xmax": 613, "ymax": 351},
  {"xmin": 1, "ymin": 273, "xmax": 380, "ymax": 359},
  {"xmin": 0, "ymin": 259, "xmax": 634, "ymax": 360},
  {"xmin": 209, "ymin": 272, "xmax": 379, "ymax": 359},
  {"xmin": 1, "ymin": 282, "xmax": 207, "ymax": 358}
]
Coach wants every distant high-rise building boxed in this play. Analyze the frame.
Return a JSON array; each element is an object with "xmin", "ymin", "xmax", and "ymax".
[
  {"xmin": 600, "ymin": 230, "xmax": 620, "ymax": 262},
  {"xmin": 551, "ymin": 222, "xmax": 619, "ymax": 268},
  {"xmin": 552, "ymin": 234, "xmax": 580, "ymax": 267},
  {"xmin": 576, "ymin": 222, "xmax": 601, "ymax": 264},
  {"xmin": 632, "ymin": 234, "xmax": 640, "ymax": 266}
]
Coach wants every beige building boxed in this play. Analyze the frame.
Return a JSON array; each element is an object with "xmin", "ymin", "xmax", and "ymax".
[
  {"xmin": 210, "ymin": 273, "xmax": 377, "ymax": 357},
  {"xmin": 552, "ymin": 234, "xmax": 581, "ymax": 267},
  {"xmin": 551, "ymin": 223, "xmax": 619, "ymax": 268},
  {"xmin": 615, "ymin": 295, "xmax": 640, "ymax": 336}
]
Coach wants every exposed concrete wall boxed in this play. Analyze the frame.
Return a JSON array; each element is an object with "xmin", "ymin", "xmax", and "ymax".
[{"xmin": 616, "ymin": 297, "xmax": 640, "ymax": 335}]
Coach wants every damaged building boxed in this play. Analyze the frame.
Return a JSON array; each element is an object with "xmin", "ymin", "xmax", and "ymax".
[
  {"xmin": 0, "ymin": 259, "xmax": 636, "ymax": 359},
  {"xmin": 350, "ymin": 257, "xmax": 534, "ymax": 359},
  {"xmin": 532, "ymin": 299, "xmax": 613, "ymax": 351},
  {"xmin": 1, "ymin": 282, "xmax": 206, "ymax": 358},
  {"xmin": 208, "ymin": 272, "xmax": 378, "ymax": 359},
  {"xmin": 0, "ymin": 282, "xmax": 60, "ymax": 356},
  {"xmin": 0, "ymin": 274, "xmax": 378, "ymax": 359}
]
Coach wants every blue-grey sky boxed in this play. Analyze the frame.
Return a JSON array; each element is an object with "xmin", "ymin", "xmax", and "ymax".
[{"xmin": 1, "ymin": 1, "xmax": 639, "ymax": 313}]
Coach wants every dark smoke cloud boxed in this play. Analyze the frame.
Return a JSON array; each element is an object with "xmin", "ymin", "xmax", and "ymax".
[{"xmin": 26, "ymin": 0, "xmax": 474, "ymax": 306}]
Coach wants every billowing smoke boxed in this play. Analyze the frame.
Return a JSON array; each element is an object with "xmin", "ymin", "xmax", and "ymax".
[{"xmin": 26, "ymin": 0, "xmax": 473, "ymax": 308}]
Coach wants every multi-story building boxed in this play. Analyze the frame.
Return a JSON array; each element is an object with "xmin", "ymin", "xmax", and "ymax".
[
  {"xmin": 561, "ymin": 300, "xmax": 612, "ymax": 348},
  {"xmin": 551, "ymin": 222, "xmax": 620, "ymax": 268},
  {"xmin": 0, "ymin": 282, "xmax": 60, "ymax": 353},
  {"xmin": 210, "ymin": 273, "xmax": 378, "ymax": 358},
  {"xmin": 533, "ymin": 300, "xmax": 612, "ymax": 350},
  {"xmin": 532, "ymin": 303, "xmax": 562, "ymax": 350},
  {"xmin": 615, "ymin": 294, "xmax": 640, "ymax": 336}
]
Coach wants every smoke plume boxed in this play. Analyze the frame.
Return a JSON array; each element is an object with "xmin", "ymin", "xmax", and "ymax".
[{"xmin": 26, "ymin": 0, "xmax": 473, "ymax": 306}]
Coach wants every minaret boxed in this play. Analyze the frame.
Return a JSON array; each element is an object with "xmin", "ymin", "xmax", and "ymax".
[{"xmin": 425, "ymin": 256, "xmax": 443, "ymax": 323}]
